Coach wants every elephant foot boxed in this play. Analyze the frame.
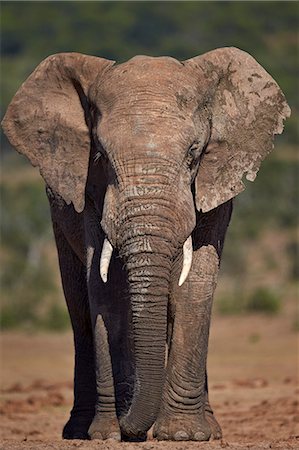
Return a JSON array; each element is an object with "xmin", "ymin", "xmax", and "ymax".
[
  {"xmin": 205, "ymin": 403, "xmax": 222, "ymax": 439},
  {"xmin": 153, "ymin": 412, "xmax": 211, "ymax": 441},
  {"xmin": 121, "ymin": 432, "xmax": 147, "ymax": 442},
  {"xmin": 88, "ymin": 413, "xmax": 121, "ymax": 440},
  {"xmin": 63, "ymin": 415, "xmax": 93, "ymax": 440}
]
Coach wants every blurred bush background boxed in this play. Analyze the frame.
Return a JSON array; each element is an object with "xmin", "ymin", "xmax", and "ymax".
[{"xmin": 1, "ymin": 1, "xmax": 298, "ymax": 330}]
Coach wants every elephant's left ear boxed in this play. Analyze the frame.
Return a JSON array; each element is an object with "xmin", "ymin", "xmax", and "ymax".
[{"xmin": 184, "ymin": 47, "xmax": 291, "ymax": 212}]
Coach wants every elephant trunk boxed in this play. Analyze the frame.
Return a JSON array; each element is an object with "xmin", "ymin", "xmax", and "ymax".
[{"xmin": 117, "ymin": 211, "xmax": 173, "ymax": 438}]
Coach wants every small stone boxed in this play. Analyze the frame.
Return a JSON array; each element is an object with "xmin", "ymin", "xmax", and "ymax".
[
  {"xmin": 142, "ymin": 444, "xmax": 154, "ymax": 450},
  {"xmin": 220, "ymin": 439, "xmax": 230, "ymax": 448}
]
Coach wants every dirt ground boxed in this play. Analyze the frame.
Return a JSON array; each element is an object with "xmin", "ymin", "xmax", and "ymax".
[{"xmin": 1, "ymin": 307, "xmax": 298, "ymax": 450}]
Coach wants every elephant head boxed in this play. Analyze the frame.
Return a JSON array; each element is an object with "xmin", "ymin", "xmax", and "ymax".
[{"xmin": 2, "ymin": 48, "xmax": 290, "ymax": 437}]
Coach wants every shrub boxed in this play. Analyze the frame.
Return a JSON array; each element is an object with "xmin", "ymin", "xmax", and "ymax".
[
  {"xmin": 216, "ymin": 294, "xmax": 245, "ymax": 315},
  {"xmin": 41, "ymin": 304, "xmax": 70, "ymax": 331},
  {"xmin": 217, "ymin": 287, "xmax": 281, "ymax": 315},
  {"xmin": 245, "ymin": 287, "xmax": 281, "ymax": 314}
]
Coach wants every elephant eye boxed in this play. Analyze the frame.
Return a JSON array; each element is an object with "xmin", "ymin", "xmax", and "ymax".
[
  {"xmin": 94, "ymin": 150, "xmax": 102, "ymax": 163},
  {"xmin": 93, "ymin": 136, "xmax": 108, "ymax": 164},
  {"xmin": 186, "ymin": 141, "xmax": 201, "ymax": 168},
  {"xmin": 188, "ymin": 141, "xmax": 201, "ymax": 157}
]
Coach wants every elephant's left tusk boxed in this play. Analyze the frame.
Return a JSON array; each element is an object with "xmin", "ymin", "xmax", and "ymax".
[
  {"xmin": 100, "ymin": 238, "xmax": 113, "ymax": 283},
  {"xmin": 178, "ymin": 236, "xmax": 193, "ymax": 287}
]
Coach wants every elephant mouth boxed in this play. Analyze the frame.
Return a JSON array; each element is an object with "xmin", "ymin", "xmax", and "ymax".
[{"xmin": 99, "ymin": 235, "xmax": 193, "ymax": 286}]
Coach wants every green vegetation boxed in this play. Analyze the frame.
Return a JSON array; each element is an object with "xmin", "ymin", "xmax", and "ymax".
[
  {"xmin": 1, "ymin": 2, "xmax": 298, "ymax": 328},
  {"xmin": 248, "ymin": 333, "xmax": 261, "ymax": 344},
  {"xmin": 1, "ymin": 2, "xmax": 298, "ymax": 145},
  {"xmin": 246, "ymin": 287, "xmax": 281, "ymax": 314},
  {"xmin": 232, "ymin": 157, "xmax": 298, "ymax": 236},
  {"xmin": 217, "ymin": 287, "xmax": 281, "ymax": 316},
  {"xmin": 1, "ymin": 169, "xmax": 70, "ymax": 330},
  {"xmin": 292, "ymin": 316, "xmax": 299, "ymax": 332}
]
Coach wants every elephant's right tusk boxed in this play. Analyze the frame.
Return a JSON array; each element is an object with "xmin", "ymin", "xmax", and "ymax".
[
  {"xmin": 100, "ymin": 238, "xmax": 113, "ymax": 283},
  {"xmin": 178, "ymin": 236, "xmax": 193, "ymax": 287}
]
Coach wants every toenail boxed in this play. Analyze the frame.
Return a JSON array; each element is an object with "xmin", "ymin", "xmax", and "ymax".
[
  {"xmin": 90, "ymin": 432, "xmax": 103, "ymax": 440},
  {"xmin": 107, "ymin": 432, "xmax": 121, "ymax": 441},
  {"xmin": 156, "ymin": 432, "xmax": 169, "ymax": 441},
  {"xmin": 194, "ymin": 431, "xmax": 206, "ymax": 441},
  {"xmin": 174, "ymin": 431, "xmax": 189, "ymax": 441}
]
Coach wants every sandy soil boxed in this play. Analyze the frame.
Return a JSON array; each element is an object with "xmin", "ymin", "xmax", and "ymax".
[{"xmin": 1, "ymin": 308, "xmax": 298, "ymax": 450}]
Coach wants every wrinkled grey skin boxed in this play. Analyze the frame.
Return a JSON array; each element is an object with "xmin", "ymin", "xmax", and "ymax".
[{"xmin": 2, "ymin": 47, "xmax": 290, "ymax": 442}]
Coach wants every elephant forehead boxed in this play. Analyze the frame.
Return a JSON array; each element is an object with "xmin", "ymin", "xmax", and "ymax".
[
  {"xmin": 114, "ymin": 55, "xmax": 185, "ymax": 79},
  {"xmin": 94, "ymin": 56, "xmax": 198, "ymax": 111},
  {"xmin": 127, "ymin": 55, "xmax": 182, "ymax": 66},
  {"xmin": 98, "ymin": 113, "xmax": 197, "ymax": 152}
]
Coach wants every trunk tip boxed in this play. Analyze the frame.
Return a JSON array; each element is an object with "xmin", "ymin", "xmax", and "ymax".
[{"xmin": 119, "ymin": 416, "xmax": 148, "ymax": 441}]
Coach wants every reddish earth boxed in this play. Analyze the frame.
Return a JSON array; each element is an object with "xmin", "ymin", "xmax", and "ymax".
[{"xmin": 0, "ymin": 308, "xmax": 298, "ymax": 450}]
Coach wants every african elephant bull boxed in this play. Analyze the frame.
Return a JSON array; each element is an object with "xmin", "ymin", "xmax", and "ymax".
[{"xmin": 2, "ymin": 47, "xmax": 290, "ymax": 441}]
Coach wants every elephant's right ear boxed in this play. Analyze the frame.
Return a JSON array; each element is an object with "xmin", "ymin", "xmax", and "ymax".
[{"xmin": 1, "ymin": 53, "xmax": 114, "ymax": 212}]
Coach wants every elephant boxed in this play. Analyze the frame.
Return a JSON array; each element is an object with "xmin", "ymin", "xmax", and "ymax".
[{"xmin": 2, "ymin": 47, "xmax": 290, "ymax": 442}]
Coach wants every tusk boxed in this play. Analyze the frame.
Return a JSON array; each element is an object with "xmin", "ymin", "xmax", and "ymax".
[
  {"xmin": 100, "ymin": 238, "xmax": 113, "ymax": 283},
  {"xmin": 178, "ymin": 236, "xmax": 193, "ymax": 287}
]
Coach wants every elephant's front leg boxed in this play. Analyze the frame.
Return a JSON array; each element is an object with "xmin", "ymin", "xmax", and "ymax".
[
  {"xmin": 154, "ymin": 202, "xmax": 232, "ymax": 441},
  {"xmin": 204, "ymin": 370, "xmax": 223, "ymax": 439},
  {"xmin": 154, "ymin": 245, "xmax": 223, "ymax": 441}
]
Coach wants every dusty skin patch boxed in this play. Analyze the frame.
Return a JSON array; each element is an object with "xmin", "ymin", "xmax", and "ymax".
[{"xmin": 0, "ymin": 308, "xmax": 298, "ymax": 449}]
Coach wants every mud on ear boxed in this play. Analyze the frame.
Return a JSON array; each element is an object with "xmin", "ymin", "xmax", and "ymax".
[
  {"xmin": 2, "ymin": 53, "xmax": 114, "ymax": 212},
  {"xmin": 184, "ymin": 47, "xmax": 290, "ymax": 213}
]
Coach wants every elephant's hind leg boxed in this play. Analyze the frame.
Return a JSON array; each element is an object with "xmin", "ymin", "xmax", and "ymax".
[{"xmin": 52, "ymin": 222, "xmax": 96, "ymax": 440}]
